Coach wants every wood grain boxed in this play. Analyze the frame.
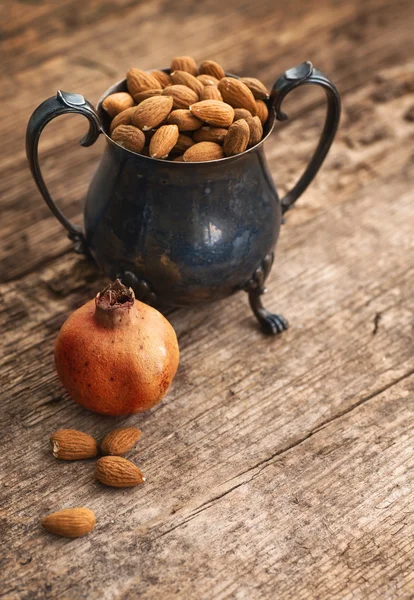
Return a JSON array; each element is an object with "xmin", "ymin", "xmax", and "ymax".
[{"xmin": 1, "ymin": 0, "xmax": 414, "ymax": 598}]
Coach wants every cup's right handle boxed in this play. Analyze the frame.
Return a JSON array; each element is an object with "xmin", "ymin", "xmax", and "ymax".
[{"xmin": 270, "ymin": 61, "xmax": 341, "ymax": 214}]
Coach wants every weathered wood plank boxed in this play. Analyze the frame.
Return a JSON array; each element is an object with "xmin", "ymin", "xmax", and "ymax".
[
  {"xmin": 2, "ymin": 372, "xmax": 414, "ymax": 598},
  {"xmin": 1, "ymin": 1, "xmax": 414, "ymax": 598},
  {"xmin": 118, "ymin": 376, "xmax": 414, "ymax": 600}
]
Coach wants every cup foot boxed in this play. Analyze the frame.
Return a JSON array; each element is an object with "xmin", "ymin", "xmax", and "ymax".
[{"xmin": 243, "ymin": 253, "xmax": 289, "ymax": 336}]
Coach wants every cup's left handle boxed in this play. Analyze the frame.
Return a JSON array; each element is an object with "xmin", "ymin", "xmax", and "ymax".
[{"xmin": 26, "ymin": 90, "xmax": 101, "ymax": 254}]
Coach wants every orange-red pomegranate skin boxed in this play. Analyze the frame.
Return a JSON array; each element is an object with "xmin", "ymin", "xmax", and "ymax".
[{"xmin": 54, "ymin": 281, "xmax": 179, "ymax": 415}]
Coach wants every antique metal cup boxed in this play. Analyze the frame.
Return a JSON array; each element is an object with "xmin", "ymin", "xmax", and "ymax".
[{"xmin": 26, "ymin": 61, "xmax": 340, "ymax": 334}]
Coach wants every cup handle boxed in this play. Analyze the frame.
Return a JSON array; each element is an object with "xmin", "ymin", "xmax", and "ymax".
[
  {"xmin": 270, "ymin": 61, "xmax": 341, "ymax": 214},
  {"xmin": 26, "ymin": 90, "xmax": 101, "ymax": 253}
]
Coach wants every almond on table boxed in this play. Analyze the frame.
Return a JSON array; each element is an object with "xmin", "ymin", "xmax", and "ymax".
[
  {"xmin": 50, "ymin": 429, "xmax": 98, "ymax": 460},
  {"xmin": 100, "ymin": 427, "xmax": 142, "ymax": 456},
  {"xmin": 95, "ymin": 456, "xmax": 146, "ymax": 488},
  {"xmin": 41, "ymin": 508, "xmax": 96, "ymax": 538}
]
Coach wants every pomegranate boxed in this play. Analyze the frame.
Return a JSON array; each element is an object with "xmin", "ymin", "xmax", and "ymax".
[{"xmin": 54, "ymin": 280, "xmax": 179, "ymax": 415}]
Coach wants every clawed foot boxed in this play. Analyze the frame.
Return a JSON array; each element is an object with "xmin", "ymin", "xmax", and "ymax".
[
  {"xmin": 247, "ymin": 288, "xmax": 289, "ymax": 336},
  {"xmin": 244, "ymin": 253, "xmax": 289, "ymax": 336},
  {"xmin": 259, "ymin": 312, "xmax": 289, "ymax": 336}
]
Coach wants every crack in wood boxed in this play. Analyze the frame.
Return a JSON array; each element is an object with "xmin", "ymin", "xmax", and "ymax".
[
  {"xmin": 373, "ymin": 312, "xmax": 382, "ymax": 335},
  {"xmin": 149, "ymin": 370, "xmax": 414, "ymax": 541}
]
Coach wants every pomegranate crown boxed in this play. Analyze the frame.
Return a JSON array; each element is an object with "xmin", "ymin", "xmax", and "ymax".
[{"xmin": 95, "ymin": 279, "xmax": 135, "ymax": 312}]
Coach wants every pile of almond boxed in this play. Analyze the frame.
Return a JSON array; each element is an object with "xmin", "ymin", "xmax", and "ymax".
[
  {"xmin": 103, "ymin": 56, "xmax": 270, "ymax": 162},
  {"xmin": 41, "ymin": 427, "xmax": 144, "ymax": 538}
]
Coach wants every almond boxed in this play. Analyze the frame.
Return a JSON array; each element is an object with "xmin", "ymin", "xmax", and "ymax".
[
  {"xmin": 183, "ymin": 142, "xmax": 224, "ymax": 162},
  {"xmin": 126, "ymin": 68, "xmax": 161, "ymax": 96},
  {"xmin": 150, "ymin": 70, "xmax": 171, "ymax": 88},
  {"xmin": 133, "ymin": 89, "xmax": 163, "ymax": 103},
  {"xmin": 167, "ymin": 109, "xmax": 203, "ymax": 131},
  {"xmin": 50, "ymin": 429, "xmax": 98, "ymax": 460},
  {"xmin": 200, "ymin": 86, "xmax": 223, "ymax": 101},
  {"xmin": 199, "ymin": 60, "xmax": 225, "ymax": 80},
  {"xmin": 189, "ymin": 100, "xmax": 234, "ymax": 128},
  {"xmin": 95, "ymin": 456, "xmax": 145, "ymax": 487},
  {"xmin": 109, "ymin": 106, "xmax": 136, "ymax": 134},
  {"xmin": 41, "ymin": 508, "xmax": 96, "ymax": 538},
  {"xmin": 255, "ymin": 100, "xmax": 269, "ymax": 125},
  {"xmin": 163, "ymin": 85, "xmax": 199, "ymax": 109},
  {"xmin": 131, "ymin": 96, "xmax": 173, "ymax": 130},
  {"xmin": 100, "ymin": 427, "xmax": 142, "ymax": 456},
  {"xmin": 112, "ymin": 125, "xmax": 145, "ymax": 153},
  {"xmin": 197, "ymin": 74, "xmax": 220, "ymax": 87},
  {"xmin": 102, "ymin": 92, "xmax": 134, "ymax": 118},
  {"xmin": 223, "ymin": 118, "xmax": 250, "ymax": 156},
  {"xmin": 233, "ymin": 108, "xmax": 252, "ymax": 121},
  {"xmin": 193, "ymin": 126, "xmax": 228, "ymax": 144},
  {"xmin": 170, "ymin": 71, "xmax": 204, "ymax": 96},
  {"xmin": 173, "ymin": 133, "xmax": 195, "ymax": 154},
  {"xmin": 150, "ymin": 124, "xmax": 179, "ymax": 159},
  {"xmin": 239, "ymin": 77, "xmax": 269, "ymax": 100},
  {"xmin": 170, "ymin": 56, "xmax": 198, "ymax": 76},
  {"xmin": 218, "ymin": 77, "xmax": 257, "ymax": 114},
  {"xmin": 246, "ymin": 115, "xmax": 263, "ymax": 147}
]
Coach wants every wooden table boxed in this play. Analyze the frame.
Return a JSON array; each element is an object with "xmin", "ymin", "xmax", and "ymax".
[{"xmin": 1, "ymin": 0, "xmax": 414, "ymax": 598}]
